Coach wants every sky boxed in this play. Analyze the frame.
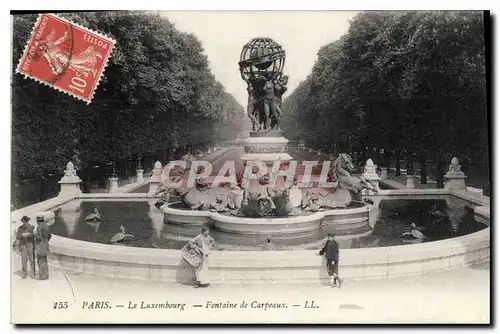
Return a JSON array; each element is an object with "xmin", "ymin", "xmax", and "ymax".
[{"xmin": 160, "ymin": 11, "xmax": 358, "ymax": 107}]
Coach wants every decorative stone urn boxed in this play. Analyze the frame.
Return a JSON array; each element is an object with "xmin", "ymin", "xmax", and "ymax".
[
  {"xmin": 444, "ymin": 157, "xmax": 467, "ymax": 190},
  {"xmin": 148, "ymin": 161, "xmax": 163, "ymax": 196},
  {"xmin": 362, "ymin": 159, "xmax": 380, "ymax": 195},
  {"xmin": 58, "ymin": 161, "xmax": 82, "ymax": 197}
]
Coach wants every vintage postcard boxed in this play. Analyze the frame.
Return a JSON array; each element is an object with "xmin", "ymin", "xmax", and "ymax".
[{"xmin": 10, "ymin": 10, "xmax": 490, "ymax": 324}]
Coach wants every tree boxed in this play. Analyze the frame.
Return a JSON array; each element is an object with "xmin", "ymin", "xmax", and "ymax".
[
  {"xmin": 11, "ymin": 11, "xmax": 246, "ymax": 183},
  {"xmin": 283, "ymin": 11, "xmax": 487, "ymax": 185}
]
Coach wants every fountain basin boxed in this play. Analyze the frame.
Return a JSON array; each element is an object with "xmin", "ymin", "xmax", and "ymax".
[
  {"xmin": 162, "ymin": 201, "xmax": 372, "ymax": 236},
  {"xmin": 11, "ymin": 191, "xmax": 490, "ymax": 284},
  {"xmin": 46, "ymin": 227, "xmax": 489, "ymax": 284},
  {"xmin": 163, "ymin": 204, "xmax": 212, "ymax": 226},
  {"xmin": 212, "ymin": 212, "xmax": 324, "ymax": 235}
]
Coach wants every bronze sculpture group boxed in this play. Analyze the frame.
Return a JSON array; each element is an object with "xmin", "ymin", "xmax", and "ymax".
[
  {"xmin": 153, "ymin": 38, "xmax": 379, "ymax": 217},
  {"xmin": 238, "ymin": 37, "xmax": 288, "ymax": 132},
  {"xmin": 154, "ymin": 154, "xmax": 378, "ymax": 218},
  {"xmin": 241, "ymin": 71, "xmax": 288, "ymax": 132}
]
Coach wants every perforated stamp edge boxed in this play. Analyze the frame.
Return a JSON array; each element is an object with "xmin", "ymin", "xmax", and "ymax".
[{"xmin": 15, "ymin": 13, "xmax": 117, "ymax": 104}]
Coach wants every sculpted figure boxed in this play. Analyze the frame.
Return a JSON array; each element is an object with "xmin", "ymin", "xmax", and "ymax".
[
  {"xmin": 268, "ymin": 176, "xmax": 302, "ymax": 216},
  {"xmin": 209, "ymin": 183, "xmax": 244, "ymax": 212},
  {"xmin": 301, "ymin": 191, "xmax": 324, "ymax": 212},
  {"xmin": 260, "ymin": 75, "xmax": 281, "ymax": 131},
  {"xmin": 210, "ymin": 193, "xmax": 230, "ymax": 212},
  {"xmin": 228, "ymin": 184, "xmax": 244, "ymax": 210},
  {"xmin": 155, "ymin": 173, "xmax": 244, "ymax": 213},
  {"xmin": 302, "ymin": 153, "xmax": 379, "ymax": 210},
  {"xmin": 153, "ymin": 168, "xmax": 212, "ymax": 211},
  {"xmin": 272, "ymin": 74, "xmax": 288, "ymax": 130},
  {"xmin": 153, "ymin": 170, "xmax": 186, "ymax": 208},
  {"xmin": 240, "ymin": 71, "xmax": 287, "ymax": 132},
  {"xmin": 181, "ymin": 177, "xmax": 214, "ymax": 210},
  {"xmin": 239, "ymin": 174, "xmax": 276, "ymax": 217},
  {"xmin": 240, "ymin": 70, "xmax": 259, "ymax": 131}
]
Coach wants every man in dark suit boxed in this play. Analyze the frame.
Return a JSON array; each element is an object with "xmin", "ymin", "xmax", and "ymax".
[
  {"xmin": 318, "ymin": 233, "xmax": 342, "ymax": 288},
  {"xmin": 34, "ymin": 215, "xmax": 51, "ymax": 280},
  {"xmin": 15, "ymin": 216, "xmax": 35, "ymax": 279}
]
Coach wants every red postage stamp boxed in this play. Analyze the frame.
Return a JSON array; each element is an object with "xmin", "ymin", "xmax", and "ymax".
[{"xmin": 15, "ymin": 13, "xmax": 116, "ymax": 104}]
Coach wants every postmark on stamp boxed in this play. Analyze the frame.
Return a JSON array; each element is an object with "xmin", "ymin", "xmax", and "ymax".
[{"xmin": 15, "ymin": 13, "xmax": 116, "ymax": 104}]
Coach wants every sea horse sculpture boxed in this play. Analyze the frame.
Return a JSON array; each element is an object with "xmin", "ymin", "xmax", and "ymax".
[
  {"xmin": 154, "ymin": 166, "xmax": 244, "ymax": 212},
  {"xmin": 302, "ymin": 153, "xmax": 378, "ymax": 210}
]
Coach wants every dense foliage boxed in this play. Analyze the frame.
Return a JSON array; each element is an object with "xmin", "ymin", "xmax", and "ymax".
[
  {"xmin": 12, "ymin": 11, "xmax": 245, "ymax": 181},
  {"xmin": 282, "ymin": 11, "xmax": 488, "ymax": 171}
]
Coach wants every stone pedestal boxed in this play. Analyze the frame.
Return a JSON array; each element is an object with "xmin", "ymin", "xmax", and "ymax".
[
  {"xmin": 136, "ymin": 169, "xmax": 144, "ymax": 183},
  {"xmin": 380, "ymin": 167, "xmax": 388, "ymax": 180},
  {"xmin": 362, "ymin": 159, "xmax": 380, "ymax": 195},
  {"xmin": 108, "ymin": 177, "xmax": 119, "ymax": 193},
  {"xmin": 406, "ymin": 174, "xmax": 417, "ymax": 189},
  {"xmin": 240, "ymin": 130, "xmax": 292, "ymax": 167},
  {"xmin": 148, "ymin": 161, "xmax": 163, "ymax": 196},
  {"xmin": 58, "ymin": 161, "xmax": 82, "ymax": 197},
  {"xmin": 444, "ymin": 157, "xmax": 467, "ymax": 190}
]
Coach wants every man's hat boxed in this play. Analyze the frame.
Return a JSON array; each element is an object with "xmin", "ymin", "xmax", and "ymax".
[
  {"xmin": 21, "ymin": 216, "xmax": 30, "ymax": 223},
  {"xmin": 327, "ymin": 232, "xmax": 336, "ymax": 237}
]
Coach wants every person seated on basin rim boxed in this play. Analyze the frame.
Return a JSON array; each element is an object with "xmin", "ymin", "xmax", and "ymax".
[
  {"xmin": 318, "ymin": 233, "xmax": 342, "ymax": 288},
  {"xmin": 181, "ymin": 225, "xmax": 215, "ymax": 288}
]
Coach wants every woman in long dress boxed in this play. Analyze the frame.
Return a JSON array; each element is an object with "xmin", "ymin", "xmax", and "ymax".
[{"xmin": 182, "ymin": 225, "xmax": 215, "ymax": 288}]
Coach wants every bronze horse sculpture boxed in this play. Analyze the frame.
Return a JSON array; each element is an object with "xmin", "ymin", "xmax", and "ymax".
[
  {"xmin": 301, "ymin": 153, "xmax": 379, "ymax": 210},
  {"xmin": 154, "ymin": 153, "xmax": 377, "ymax": 216}
]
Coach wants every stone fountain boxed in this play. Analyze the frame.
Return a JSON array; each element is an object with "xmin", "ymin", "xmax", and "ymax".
[
  {"xmin": 238, "ymin": 37, "xmax": 292, "ymax": 166},
  {"xmin": 155, "ymin": 37, "xmax": 380, "ymax": 238}
]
